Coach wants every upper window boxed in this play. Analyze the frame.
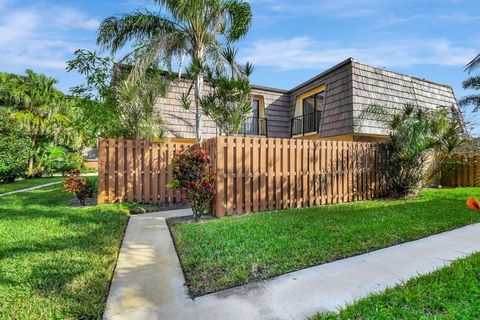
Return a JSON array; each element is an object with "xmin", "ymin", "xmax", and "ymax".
[{"xmin": 302, "ymin": 92, "xmax": 324, "ymax": 115}]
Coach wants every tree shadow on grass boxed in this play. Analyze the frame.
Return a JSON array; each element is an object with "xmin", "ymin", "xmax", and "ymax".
[{"xmin": 0, "ymin": 186, "xmax": 129, "ymax": 319}]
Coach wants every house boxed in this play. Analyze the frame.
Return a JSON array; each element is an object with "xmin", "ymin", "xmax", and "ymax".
[{"xmin": 156, "ymin": 58, "xmax": 462, "ymax": 142}]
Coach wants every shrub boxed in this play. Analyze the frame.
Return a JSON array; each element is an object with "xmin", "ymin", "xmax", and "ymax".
[
  {"xmin": 360, "ymin": 104, "xmax": 466, "ymax": 198},
  {"xmin": 167, "ymin": 149, "xmax": 215, "ymax": 221},
  {"xmin": 42, "ymin": 146, "xmax": 83, "ymax": 176},
  {"xmin": 0, "ymin": 109, "xmax": 30, "ymax": 182},
  {"xmin": 63, "ymin": 169, "xmax": 95, "ymax": 205}
]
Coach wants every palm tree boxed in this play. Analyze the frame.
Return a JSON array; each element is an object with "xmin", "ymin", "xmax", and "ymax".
[
  {"xmin": 97, "ymin": 0, "xmax": 253, "ymax": 142},
  {"xmin": 5, "ymin": 70, "xmax": 66, "ymax": 177},
  {"xmin": 459, "ymin": 75, "xmax": 480, "ymax": 112},
  {"xmin": 466, "ymin": 53, "xmax": 480, "ymax": 73}
]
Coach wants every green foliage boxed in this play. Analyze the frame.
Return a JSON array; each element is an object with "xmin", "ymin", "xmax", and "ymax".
[
  {"xmin": 67, "ymin": 49, "xmax": 168, "ymax": 141},
  {"xmin": 114, "ymin": 77, "xmax": 167, "ymax": 140},
  {"xmin": 193, "ymin": 46, "xmax": 253, "ymax": 135},
  {"xmin": 459, "ymin": 75, "xmax": 480, "ymax": 113},
  {"xmin": 360, "ymin": 104, "xmax": 466, "ymax": 197},
  {"xmin": 96, "ymin": 0, "xmax": 253, "ymax": 140},
  {"xmin": 167, "ymin": 149, "xmax": 215, "ymax": 221},
  {"xmin": 171, "ymin": 187, "xmax": 480, "ymax": 296},
  {"xmin": 38, "ymin": 145, "xmax": 83, "ymax": 176},
  {"xmin": 0, "ymin": 108, "xmax": 30, "ymax": 182},
  {"xmin": 0, "ymin": 69, "xmax": 83, "ymax": 177}
]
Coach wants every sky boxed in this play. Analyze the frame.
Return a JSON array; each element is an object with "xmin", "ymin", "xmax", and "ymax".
[{"xmin": 1, "ymin": 0, "xmax": 479, "ymax": 133}]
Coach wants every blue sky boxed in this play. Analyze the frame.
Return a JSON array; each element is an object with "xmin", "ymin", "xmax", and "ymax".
[{"xmin": 1, "ymin": 0, "xmax": 479, "ymax": 132}]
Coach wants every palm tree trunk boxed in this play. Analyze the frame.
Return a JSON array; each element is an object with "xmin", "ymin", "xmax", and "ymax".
[
  {"xmin": 27, "ymin": 136, "xmax": 36, "ymax": 178},
  {"xmin": 193, "ymin": 47, "xmax": 205, "ymax": 143}
]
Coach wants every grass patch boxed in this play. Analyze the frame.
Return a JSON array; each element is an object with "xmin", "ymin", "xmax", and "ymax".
[
  {"xmin": 0, "ymin": 177, "xmax": 63, "ymax": 194},
  {"xmin": 314, "ymin": 252, "xmax": 480, "ymax": 319},
  {"xmin": 170, "ymin": 188, "xmax": 480, "ymax": 296},
  {"xmin": 0, "ymin": 180, "xmax": 129, "ymax": 319}
]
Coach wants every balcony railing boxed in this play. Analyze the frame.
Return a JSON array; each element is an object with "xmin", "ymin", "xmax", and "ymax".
[
  {"xmin": 291, "ymin": 111, "xmax": 321, "ymax": 137},
  {"xmin": 239, "ymin": 117, "xmax": 268, "ymax": 136}
]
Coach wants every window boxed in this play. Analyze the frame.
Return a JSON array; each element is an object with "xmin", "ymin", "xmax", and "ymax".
[
  {"xmin": 292, "ymin": 85, "xmax": 325, "ymax": 136},
  {"xmin": 302, "ymin": 92, "xmax": 324, "ymax": 115}
]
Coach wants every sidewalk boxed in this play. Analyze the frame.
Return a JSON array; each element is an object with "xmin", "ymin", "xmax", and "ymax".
[{"xmin": 103, "ymin": 209, "xmax": 480, "ymax": 320}]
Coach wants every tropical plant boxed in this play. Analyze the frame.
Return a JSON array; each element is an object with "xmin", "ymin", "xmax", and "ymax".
[
  {"xmin": 115, "ymin": 78, "xmax": 167, "ymax": 140},
  {"xmin": 465, "ymin": 53, "xmax": 480, "ymax": 74},
  {"xmin": 360, "ymin": 104, "xmax": 465, "ymax": 198},
  {"xmin": 167, "ymin": 149, "xmax": 215, "ymax": 221},
  {"xmin": 459, "ymin": 76, "xmax": 480, "ymax": 113},
  {"xmin": 63, "ymin": 169, "xmax": 95, "ymax": 206},
  {"xmin": 97, "ymin": 0, "xmax": 253, "ymax": 142},
  {"xmin": 0, "ymin": 108, "xmax": 30, "ymax": 182},
  {"xmin": 196, "ymin": 47, "xmax": 254, "ymax": 135},
  {"xmin": 39, "ymin": 145, "xmax": 83, "ymax": 176},
  {"xmin": 430, "ymin": 121, "xmax": 472, "ymax": 186},
  {"xmin": 0, "ymin": 70, "xmax": 68, "ymax": 177}
]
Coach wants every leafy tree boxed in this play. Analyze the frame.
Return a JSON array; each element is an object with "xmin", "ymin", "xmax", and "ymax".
[
  {"xmin": 360, "ymin": 104, "xmax": 466, "ymax": 198},
  {"xmin": 97, "ymin": 0, "xmax": 253, "ymax": 142},
  {"xmin": 0, "ymin": 70, "xmax": 68, "ymax": 177},
  {"xmin": 0, "ymin": 108, "xmax": 30, "ymax": 182},
  {"xmin": 67, "ymin": 49, "xmax": 120, "ymax": 141},
  {"xmin": 67, "ymin": 49, "xmax": 168, "ymax": 141}
]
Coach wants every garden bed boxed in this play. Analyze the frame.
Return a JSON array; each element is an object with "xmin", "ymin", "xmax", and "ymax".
[
  {"xmin": 169, "ymin": 187, "xmax": 480, "ymax": 297},
  {"xmin": 314, "ymin": 252, "xmax": 480, "ymax": 319}
]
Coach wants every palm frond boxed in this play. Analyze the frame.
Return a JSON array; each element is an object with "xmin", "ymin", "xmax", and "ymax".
[{"xmin": 465, "ymin": 53, "xmax": 480, "ymax": 74}]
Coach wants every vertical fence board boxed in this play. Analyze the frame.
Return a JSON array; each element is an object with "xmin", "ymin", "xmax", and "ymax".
[
  {"xmin": 244, "ymin": 138, "xmax": 252, "ymax": 214},
  {"xmin": 252, "ymin": 138, "xmax": 259, "ymax": 213}
]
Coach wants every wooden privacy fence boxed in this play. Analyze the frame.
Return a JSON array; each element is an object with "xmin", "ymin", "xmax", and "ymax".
[
  {"xmin": 446, "ymin": 155, "xmax": 480, "ymax": 187},
  {"xmin": 97, "ymin": 136, "xmax": 388, "ymax": 216},
  {"xmin": 97, "ymin": 138, "xmax": 193, "ymax": 204},
  {"xmin": 206, "ymin": 136, "xmax": 388, "ymax": 216}
]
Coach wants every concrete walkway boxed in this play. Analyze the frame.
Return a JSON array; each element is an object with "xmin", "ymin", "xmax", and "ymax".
[
  {"xmin": 0, "ymin": 181, "xmax": 62, "ymax": 197},
  {"xmin": 103, "ymin": 209, "xmax": 480, "ymax": 320}
]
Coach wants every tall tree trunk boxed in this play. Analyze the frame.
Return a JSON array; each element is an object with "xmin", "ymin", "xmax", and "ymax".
[
  {"xmin": 193, "ymin": 47, "xmax": 205, "ymax": 143},
  {"xmin": 27, "ymin": 136, "xmax": 36, "ymax": 178}
]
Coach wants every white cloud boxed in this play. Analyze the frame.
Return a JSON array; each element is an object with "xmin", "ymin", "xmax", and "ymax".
[
  {"xmin": 0, "ymin": 3, "xmax": 99, "ymax": 71},
  {"xmin": 241, "ymin": 37, "xmax": 477, "ymax": 70}
]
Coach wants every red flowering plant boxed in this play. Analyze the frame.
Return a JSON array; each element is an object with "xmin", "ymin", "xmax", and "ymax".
[
  {"xmin": 167, "ymin": 148, "xmax": 215, "ymax": 221},
  {"xmin": 63, "ymin": 169, "xmax": 96, "ymax": 205}
]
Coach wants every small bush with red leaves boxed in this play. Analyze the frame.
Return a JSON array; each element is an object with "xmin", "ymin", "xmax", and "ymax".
[
  {"xmin": 167, "ymin": 149, "xmax": 215, "ymax": 221},
  {"xmin": 63, "ymin": 169, "xmax": 96, "ymax": 205}
]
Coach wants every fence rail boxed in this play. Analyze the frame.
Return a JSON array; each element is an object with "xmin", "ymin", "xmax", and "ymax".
[
  {"xmin": 207, "ymin": 136, "xmax": 388, "ymax": 216},
  {"xmin": 97, "ymin": 138, "xmax": 193, "ymax": 204}
]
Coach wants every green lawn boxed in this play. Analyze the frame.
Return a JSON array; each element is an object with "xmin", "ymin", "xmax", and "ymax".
[
  {"xmin": 0, "ymin": 181, "xmax": 129, "ymax": 319},
  {"xmin": 0, "ymin": 177, "xmax": 63, "ymax": 194},
  {"xmin": 314, "ymin": 252, "xmax": 480, "ymax": 319},
  {"xmin": 170, "ymin": 187, "xmax": 480, "ymax": 296}
]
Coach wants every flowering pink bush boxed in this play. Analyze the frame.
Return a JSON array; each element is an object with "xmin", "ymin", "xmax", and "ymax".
[
  {"xmin": 63, "ymin": 169, "xmax": 95, "ymax": 205},
  {"xmin": 167, "ymin": 149, "xmax": 215, "ymax": 221}
]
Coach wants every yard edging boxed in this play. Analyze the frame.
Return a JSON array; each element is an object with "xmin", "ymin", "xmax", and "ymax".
[{"xmin": 104, "ymin": 209, "xmax": 480, "ymax": 320}]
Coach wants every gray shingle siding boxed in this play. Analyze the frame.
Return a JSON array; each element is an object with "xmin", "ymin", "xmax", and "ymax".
[
  {"xmin": 154, "ymin": 79, "xmax": 291, "ymax": 139},
  {"xmin": 352, "ymin": 61, "xmax": 461, "ymax": 135},
  {"xmin": 154, "ymin": 58, "xmax": 462, "ymax": 140},
  {"xmin": 289, "ymin": 61, "xmax": 354, "ymax": 137}
]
